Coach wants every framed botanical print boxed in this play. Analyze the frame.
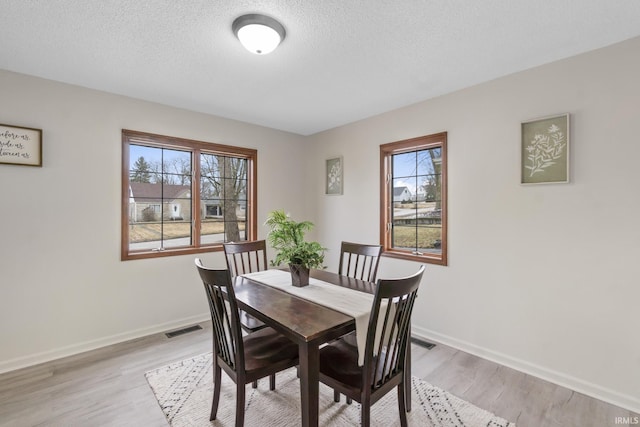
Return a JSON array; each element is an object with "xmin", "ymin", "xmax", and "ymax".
[
  {"xmin": 325, "ymin": 156, "xmax": 343, "ymax": 195},
  {"xmin": 521, "ymin": 114, "xmax": 569, "ymax": 184}
]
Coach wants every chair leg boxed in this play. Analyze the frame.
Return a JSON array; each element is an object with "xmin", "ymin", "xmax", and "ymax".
[
  {"xmin": 333, "ymin": 389, "xmax": 340, "ymax": 402},
  {"xmin": 269, "ymin": 374, "xmax": 276, "ymax": 391},
  {"xmin": 252, "ymin": 380, "xmax": 258, "ymax": 389},
  {"xmin": 405, "ymin": 339, "xmax": 412, "ymax": 412},
  {"xmin": 361, "ymin": 397, "xmax": 371, "ymax": 427},
  {"xmin": 397, "ymin": 383, "xmax": 408, "ymax": 427},
  {"xmin": 210, "ymin": 365, "xmax": 222, "ymax": 421},
  {"xmin": 236, "ymin": 382, "xmax": 246, "ymax": 427}
]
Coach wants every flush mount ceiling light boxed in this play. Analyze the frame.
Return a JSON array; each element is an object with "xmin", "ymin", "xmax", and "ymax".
[{"xmin": 232, "ymin": 14, "xmax": 286, "ymax": 55}]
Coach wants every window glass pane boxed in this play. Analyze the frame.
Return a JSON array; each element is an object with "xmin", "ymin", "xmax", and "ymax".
[
  {"xmin": 201, "ymin": 154, "xmax": 247, "ymax": 243},
  {"xmin": 129, "ymin": 145, "xmax": 160, "ymax": 183},
  {"xmin": 163, "ymin": 193, "xmax": 192, "ymax": 249},
  {"xmin": 392, "ymin": 225, "xmax": 417, "ymax": 250},
  {"xmin": 417, "ymin": 173, "xmax": 438, "ymax": 202},
  {"xmin": 417, "ymin": 223, "xmax": 442, "ymax": 253},
  {"xmin": 416, "ymin": 149, "xmax": 437, "ymax": 175},
  {"xmin": 224, "ymin": 221, "xmax": 247, "ymax": 242},
  {"xmin": 129, "ymin": 177, "xmax": 161, "ymax": 198},
  {"xmin": 417, "ymin": 147, "xmax": 442, "ymax": 205},
  {"xmin": 200, "ymin": 153, "xmax": 221, "ymax": 180},
  {"xmin": 162, "ymin": 148, "xmax": 191, "ymax": 167},
  {"xmin": 393, "ymin": 224, "xmax": 442, "ymax": 253},
  {"xmin": 128, "ymin": 146, "xmax": 192, "ymax": 251},
  {"xmin": 201, "ymin": 218, "xmax": 224, "ymax": 245},
  {"xmin": 392, "ymin": 177, "xmax": 415, "ymax": 203},
  {"xmin": 162, "ymin": 217, "xmax": 192, "ymax": 249},
  {"xmin": 392, "ymin": 151, "xmax": 416, "ymax": 179},
  {"xmin": 160, "ymin": 148, "xmax": 192, "ymax": 185},
  {"xmin": 127, "ymin": 191, "xmax": 193, "ymax": 251}
]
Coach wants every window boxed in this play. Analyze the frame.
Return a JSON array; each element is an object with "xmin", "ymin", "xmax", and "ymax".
[
  {"xmin": 121, "ymin": 130, "xmax": 257, "ymax": 260},
  {"xmin": 380, "ymin": 132, "xmax": 447, "ymax": 265}
]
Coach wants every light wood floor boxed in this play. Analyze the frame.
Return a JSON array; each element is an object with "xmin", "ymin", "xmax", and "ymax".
[{"xmin": 0, "ymin": 322, "xmax": 636, "ymax": 427}]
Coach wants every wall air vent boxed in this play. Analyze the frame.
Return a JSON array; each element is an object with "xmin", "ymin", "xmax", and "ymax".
[
  {"xmin": 165, "ymin": 324, "xmax": 203, "ymax": 338},
  {"xmin": 411, "ymin": 337, "xmax": 436, "ymax": 350}
]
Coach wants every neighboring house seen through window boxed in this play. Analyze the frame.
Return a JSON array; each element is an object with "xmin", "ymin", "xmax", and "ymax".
[
  {"xmin": 380, "ymin": 132, "xmax": 447, "ymax": 265},
  {"xmin": 121, "ymin": 130, "xmax": 257, "ymax": 260}
]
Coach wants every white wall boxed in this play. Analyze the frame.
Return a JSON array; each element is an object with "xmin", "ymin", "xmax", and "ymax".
[
  {"xmin": 308, "ymin": 37, "xmax": 640, "ymax": 412},
  {"xmin": 1, "ymin": 36, "xmax": 639, "ymax": 414},
  {"xmin": 0, "ymin": 70, "xmax": 308, "ymax": 371}
]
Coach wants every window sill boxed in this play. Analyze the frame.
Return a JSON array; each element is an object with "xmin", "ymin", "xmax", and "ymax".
[
  {"xmin": 382, "ymin": 250, "xmax": 447, "ymax": 266},
  {"xmin": 122, "ymin": 245, "xmax": 222, "ymax": 261}
]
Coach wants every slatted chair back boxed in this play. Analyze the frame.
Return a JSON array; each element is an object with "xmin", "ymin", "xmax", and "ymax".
[
  {"xmin": 364, "ymin": 265, "xmax": 424, "ymax": 394},
  {"xmin": 338, "ymin": 241, "xmax": 382, "ymax": 282},
  {"xmin": 195, "ymin": 259, "xmax": 244, "ymax": 374},
  {"xmin": 223, "ymin": 240, "xmax": 269, "ymax": 278}
]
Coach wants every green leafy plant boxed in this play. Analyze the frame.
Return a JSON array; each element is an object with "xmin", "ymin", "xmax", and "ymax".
[{"xmin": 265, "ymin": 210, "xmax": 325, "ymax": 269}]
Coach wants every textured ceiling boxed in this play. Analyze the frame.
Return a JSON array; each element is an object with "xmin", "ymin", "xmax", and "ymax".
[{"xmin": 2, "ymin": 1, "xmax": 640, "ymax": 135}]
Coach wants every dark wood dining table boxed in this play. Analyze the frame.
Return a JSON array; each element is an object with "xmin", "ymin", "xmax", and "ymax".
[{"xmin": 233, "ymin": 269, "xmax": 411, "ymax": 427}]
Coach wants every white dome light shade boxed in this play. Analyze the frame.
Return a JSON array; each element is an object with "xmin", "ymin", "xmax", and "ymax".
[
  {"xmin": 237, "ymin": 24, "xmax": 281, "ymax": 55},
  {"xmin": 232, "ymin": 14, "xmax": 286, "ymax": 55}
]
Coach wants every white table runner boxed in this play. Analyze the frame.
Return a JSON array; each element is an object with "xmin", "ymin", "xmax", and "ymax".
[{"xmin": 241, "ymin": 269, "xmax": 377, "ymax": 365}]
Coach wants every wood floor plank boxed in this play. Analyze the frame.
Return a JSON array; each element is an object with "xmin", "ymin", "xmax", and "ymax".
[{"xmin": 0, "ymin": 322, "xmax": 637, "ymax": 427}]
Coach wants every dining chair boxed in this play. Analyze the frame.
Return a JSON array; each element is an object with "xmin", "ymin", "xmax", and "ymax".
[
  {"xmin": 223, "ymin": 240, "xmax": 269, "ymax": 333},
  {"xmin": 335, "ymin": 241, "xmax": 383, "ymax": 403},
  {"xmin": 195, "ymin": 259, "xmax": 299, "ymax": 427},
  {"xmin": 224, "ymin": 240, "xmax": 269, "ymax": 277},
  {"xmin": 319, "ymin": 265, "xmax": 425, "ymax": 427},
  {"xmin": 338, "ymin": 241, "xmax": 383, "ymax": 283}
]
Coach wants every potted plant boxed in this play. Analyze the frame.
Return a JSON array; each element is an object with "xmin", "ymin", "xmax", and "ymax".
[{"xmin": 265, "ymin": 209, "xmax": 325, "ymax": 287}]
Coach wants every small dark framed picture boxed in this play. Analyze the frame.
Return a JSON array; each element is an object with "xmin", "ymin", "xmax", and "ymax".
[{"xmin": 325, "ymin": 156, "xmax": 343, "ymax": 195}]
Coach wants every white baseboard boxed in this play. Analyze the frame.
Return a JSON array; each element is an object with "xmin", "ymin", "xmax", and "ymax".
[
  {"xmin": 0, "ymin": 313, "xmax": 210, "ymax": 375},
  {"xmin": 412, "ymin": 326, "xmax": 640, "ymax": 414}
]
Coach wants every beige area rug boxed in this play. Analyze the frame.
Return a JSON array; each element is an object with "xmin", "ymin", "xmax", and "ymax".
[{"xmin": 145, "ymin": 353, "xmax": 516, "ymax": 427}]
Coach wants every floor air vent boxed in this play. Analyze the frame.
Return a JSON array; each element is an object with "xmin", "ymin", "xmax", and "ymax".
[
  {"xmin": 411, "ymin": 337, "xmax": 436, "ymax": 350},
  {"xmin": 165, "ymin": 324, "xmax": 203, "ymax": 338}
]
